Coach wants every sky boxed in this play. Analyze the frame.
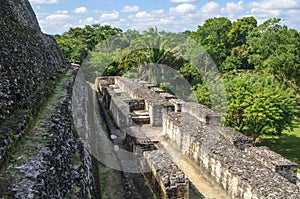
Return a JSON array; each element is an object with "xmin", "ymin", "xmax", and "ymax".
[{"xmin": 28, "ymin": 0, "xmax": 300, "ymax": 35}]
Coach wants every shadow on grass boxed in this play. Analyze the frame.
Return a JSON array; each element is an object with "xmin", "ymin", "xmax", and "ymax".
[{"xmin": 258, "ymin": 128, "xmax": 300, "ymax": 173}]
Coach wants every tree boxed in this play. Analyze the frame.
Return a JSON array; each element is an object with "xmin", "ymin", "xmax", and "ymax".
[
  {"xmin": 193, "ymin": 17, "xmax": 232, "ymax": 69},
  {"xmin": 228, "ymin": 16, "xmax": 257, "ymax": 48},
  {"xmin": 191, "ymin": 72, "xmax": 295, "ymax": 143},
  {"xmin": 222, "ymin": 17, "xmax": 257, "ymax": 70},
  {"xmin": 247, "ymin": 19, "xmax": 300, "ymax": 90},
  {"xmin": 224, "ymin": 72, "xmax": 295, "ymax": 143},
  {"xmin": 55, "ymin": 24, "xmax": 122, "ymax": 64}
]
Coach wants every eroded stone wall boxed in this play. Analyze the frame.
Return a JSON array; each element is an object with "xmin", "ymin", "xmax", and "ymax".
[
  {"xmin": 143, "ymin": 150, "xmax": 189, "ymax": 199},
  {"xmin": 164, "ymin": 111, "xmax": 300, "ymax": 198},
  {"xmin": 97, "ymin": 76, "xmax": 190, "ymax": 199},
  {"xmin": 0, "ymin": 0, "xmax": 68, "ymax": 166},
  {"xmin": 12, "ymin": 68, "xmax": 96, "ymax": 199},
  {"xmin": 0, "ymin": 1, "xmax": 96, "ymax": 198}
]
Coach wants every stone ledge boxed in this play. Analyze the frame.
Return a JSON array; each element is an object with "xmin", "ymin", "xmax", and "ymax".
[{"xmin": 143, "ymin": 150, "xmax": 189, "ymax": 199}]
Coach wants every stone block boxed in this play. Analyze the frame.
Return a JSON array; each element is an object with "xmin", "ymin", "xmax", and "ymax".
[
  {"xmin": 181, "ymin": 102, "xmax": 221, "ymax": 125},
  {"xmin": 143, "ymin": 150, "xmax": 189, "ymax": 199},
  {"xmin": 220, "ymin": 127, "xmax": 252, "ymax": 150},
  {"xmin": 246, "ymin": 146, "xmax": 298, "ymax": 183}
]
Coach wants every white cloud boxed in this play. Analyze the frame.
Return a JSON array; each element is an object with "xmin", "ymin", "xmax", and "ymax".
[
  {"xmin": 56, "ymin": 10, "xmax": 68, "ymax": 14},
  {"xmin": 201, "ymin": 2, "xmax": 220, "ymax": 13},
  {"xmin": 121, "ymin": 5, "xmax": 139, "ymax": 13},
  {"xmin": 169, "ymin": 3, "xmax": 196, "ymax": 14},
  {"xmin": 39, "ymin": 13, "xmax": 72, "ymax": 34},
  {"xmin": 152, "ymin": 9, "xmax": 165, "ymax": 15},
  {"xmin": 135, "ymin": 11, "xmax": 152, "ymax": 18},
  {"xmin": 100, "ymin": 11, "xmax": 119, "ymax": 21},
  {"xmin": 43, "ymin": 13, "xmax": 71, "ymax": 21},
  {"xmin": 78, "ymin": 17, "xmax": 97, "ymax": 25},
  {"xmin": 246, "ymin": 0, "xmax": 300, "ymax": 30},
  {"xmin": 249, "ymin": 0, "xmax": 300, "ymax": 10},
  {"xmin": 29, "ymin": 0, "xmax": 58, "ymax": 4},
  {"xmin": 221, "ymin": 1, "xmax": 244, "ymax": 13},
  {"xmin": 74, "ymin": 7, "xmax": 87, "ymax": 14},
  {"xmin": 169, "ymin": 0, "xmax": 197, "ymax": 2}
]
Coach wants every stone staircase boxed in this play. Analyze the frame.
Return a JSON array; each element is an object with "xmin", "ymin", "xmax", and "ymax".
[{"xmin": 131, "ymin": 110, "xmax": 150, "ymax": 125}]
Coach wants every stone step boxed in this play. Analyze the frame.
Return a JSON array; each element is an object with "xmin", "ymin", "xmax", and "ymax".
[
  {"xmin": 131, "ymin": 110, "xmax": 150, "ymax": 124},
  {"xmin": 132, "ymin": 115, "xmax": 150, "ymax": 125}
]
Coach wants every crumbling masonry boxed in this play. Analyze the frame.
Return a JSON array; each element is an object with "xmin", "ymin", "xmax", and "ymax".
[{"xmin": 96, "ymin": 76, "xmax": 300, "ymax": 199}]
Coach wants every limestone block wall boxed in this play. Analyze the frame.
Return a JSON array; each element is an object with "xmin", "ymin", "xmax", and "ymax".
[
  {"xmin": 143, "ymin": 150, "xmax": 189, "ymax": 199},
  {"xmin": 246, "ymin": 146, "xmax": 298, "ymax": 183},
  {"xmin": 0, "ymin": 0, "xmax": 40, "ymax": 31},
  {"xmin": 123, "ymin": 127, "xmax": 155, "ymax": 153},
  {"xmin": 169, "ymin": 99, "xmax": 185, "ymax": 112},
  {"xmin": 219, "ymin": 127, "xmax": 252, "ymax": 150},
  {"xmin": 164, "ymin": 111, "xmax": 300, "ymax": 198},
  {"xmin": 182, "ymin": 102, "xmax": 221, "ymax": 125},
  {"xmin": 189, "ymin": 140, "xmax": 300, "ymax": 198},
  {"xmin": 107, "ymin": 89, "xmax": 132, "ymax": 128},
  {"xmin": 163, "ymin": 112, "xmax": 205, "ymax": 155},
  {"xmin": 114, "ymin": 77, "xmax": 173, "ymax": 127},
  {"xmin": 98, "ymin": 76, "xmax": 300, "ymax": 198}
]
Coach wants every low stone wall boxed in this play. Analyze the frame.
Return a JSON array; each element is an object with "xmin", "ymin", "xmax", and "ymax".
[
  {"xmin": 97, "ymin": 77, "xmax": 190, "ymax": 198},
  {"xmin": 164, "ymin": 111, "xmax": 300, "ymax": 198},
  {"xmin": 108, "ymin": 89, "xmax": 132, "ymax": 128},
  {"xmin": 246, "ymin": 146, "xmax": 298, "ymax": 183},
  {"xmin": 143, "ymin": 150, "xmax": 189, "ymax": 199},
  {"xmin": 124, "ymin": 127, "xmax": 155, "ymax": 153},
  {"xmin": 182, "ymin": 102, "xmax": 221, "ymax": 125},
  {"xmin": 114, "ymin": 77, "xmax": 173, "ymax": 127},
  {"xmin": 97, "ymin": 76, "xmax": 300, "ymax": 198}
]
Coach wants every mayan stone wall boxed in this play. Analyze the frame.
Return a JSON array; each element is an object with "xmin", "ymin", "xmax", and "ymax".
[
  {"xmin": 246, "ymin": 146, "xmax": 298, "ymax": 183},
  {"xmin": 143, "ymin": 150, "xmax": 189, "ymax": 199},
  {"xmin": 97, "ymin": 77, "xmax": 191, "ymax": 199},
  {"xmin": 0, "ymin": 0, "xmax": 40, "ymax": 31},
  {"xmin": 107, "ymin": 88, "xmax": 133, "ymax": 128},
  {"xmin": 115, "ymin": 77, "xmax": 172, "ymax": 126},
  {"xmin": 164, "ymin": 111, "xmax": 300, "ymax": 198}
]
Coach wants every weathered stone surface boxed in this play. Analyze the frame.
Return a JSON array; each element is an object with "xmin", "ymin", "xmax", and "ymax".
[
  {"xmin": 182, "ymin": 102, "xmax": 221, "ymax": 125},
  {"xmin": 143, "ymin": 150, "xmax": 189, "ymax": 199},
  {"xmin": 164, "ymin": 111, "xmax": 300, "ymax": 198},
  {"xmin": 246, "ymin": 146, "xmax": 298, "ymax": 183},
  {"xmin": 0, "ymin": 0, "xmax": 40, "ymax": 31},
  {"xmin": 220, "ymin": 126, "xmax": 252, "ymax": 150},
  {"xmin": 0, "ymin": 0, "xmax": 68, "ymax": 167},
  {"xmin": 0, "ymin": 1, "xmax": 96, "ymax": 198}
]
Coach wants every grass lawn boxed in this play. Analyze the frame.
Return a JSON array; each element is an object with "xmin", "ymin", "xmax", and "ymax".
[{"xmin": 258, "ymin": 121, "xmax": 300, "ymax": 173}]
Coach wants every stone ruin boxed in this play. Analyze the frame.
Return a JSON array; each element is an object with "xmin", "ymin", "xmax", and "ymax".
[
  {"xmin": 96, "ymin": 76, "xmax": 300, "ymax": 199},
  {"xmin": 0, "ymin": 1, "xmax": 96, "ymax": 198}
]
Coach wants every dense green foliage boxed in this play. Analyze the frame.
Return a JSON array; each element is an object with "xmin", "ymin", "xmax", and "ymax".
[
  {"xmin": 55, "ymin": 17, "xmax": 299, "ymax": 141},
  {"xmin": 54, "ymin": 24, "xmax": 122, "ymax": 64}
]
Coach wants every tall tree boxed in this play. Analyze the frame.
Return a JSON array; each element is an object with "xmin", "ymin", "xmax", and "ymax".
[
  {"xmin": 224, "ymin": 72, "xmax": 295, "ymax": 143},
  {"xmin": 247, "ymin": 19, "xmax": 300, "ymax": 90},
  {"xmin": 193, "ymin": 17, "xmax": 232, "ymax": 69},
  {"xmin": 222, "ymin": 17, "xmax": 257, "ymax": 70}
]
